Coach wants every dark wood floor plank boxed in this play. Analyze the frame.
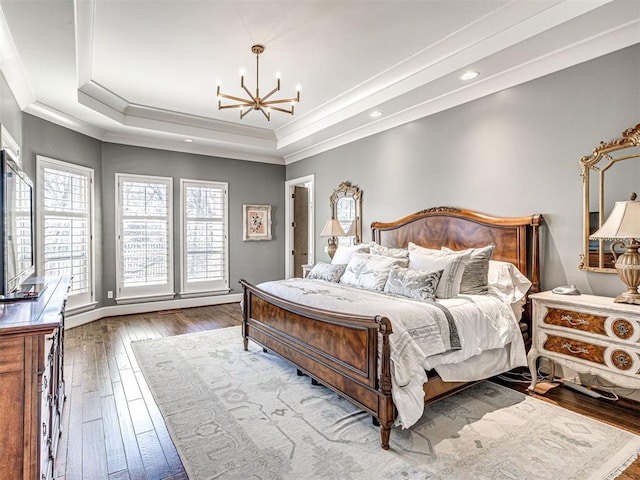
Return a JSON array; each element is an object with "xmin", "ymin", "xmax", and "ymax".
[
  {"xmin": 128, "ymin": 397, "xmax": 155, "ymax": 435},
  {"xmin": 101, "ymin": 394, "xmax": 128, "ymax": 474},
  {"xmin": 112, "ymin": 380, "xmax": 147, "ymax": 480},
  {"xmin": 64, "ymin": 385, "xmax": 84, "ymax": 480},
  {"xmin": 136, "ymin": 430, "xmax": 172, "ymax": 480},
  {"xmin": 82, "ymin": 419, "xmax": 109, "ymax": 480}
]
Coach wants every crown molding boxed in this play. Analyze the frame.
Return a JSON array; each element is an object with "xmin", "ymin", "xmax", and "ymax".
[
  {"xmin": 0, "ymin": 5, "xmax": 35, "ymax": 109},
  {"xmin": 283, "ymin": 15, "xmax": 640, "ymax": 164}
]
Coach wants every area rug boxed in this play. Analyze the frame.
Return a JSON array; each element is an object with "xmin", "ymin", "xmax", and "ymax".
[{"xmin": 132, "ymin": 326, "xmax": 640, "ymax": 480}]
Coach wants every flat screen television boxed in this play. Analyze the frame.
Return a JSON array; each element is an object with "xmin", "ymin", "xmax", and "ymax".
[{"xmin": 0, "ymin": 148, "xmax": 34, "ymax": 298}]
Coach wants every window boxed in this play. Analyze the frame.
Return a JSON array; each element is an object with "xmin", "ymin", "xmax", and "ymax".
[
  {"xmin": 180, "ymin": 179, "xmax": 229, "ymax": 294},
  {"xmin": 36, "ymin": 156, "xmax": 94, "ymax": 309},
  {"xmin": 116, "ymin": 174, "xmax": 173, "ymax": 301}
]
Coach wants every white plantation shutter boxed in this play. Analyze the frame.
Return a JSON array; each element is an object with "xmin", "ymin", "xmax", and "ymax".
[
  {"xmin": 116, "ymin": 174, "xmax": 174, "ymax": 301},
  {"xmin": 37, "ymin": 157, "xmax": 94, "ymax": 309},
  {"xmin": 180, "ymin": 180, "xmax": 229, "ymax": 294}
]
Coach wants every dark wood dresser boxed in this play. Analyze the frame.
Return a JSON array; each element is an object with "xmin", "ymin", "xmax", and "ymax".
[{"xmin": 0, "ymin": 277, "xmax": 70, "ymax": 480}]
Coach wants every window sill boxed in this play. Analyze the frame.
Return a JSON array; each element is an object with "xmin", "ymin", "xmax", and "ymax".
[{"xmin": 115, "ymin": 293, "xmax": 176, "ymax": 305}]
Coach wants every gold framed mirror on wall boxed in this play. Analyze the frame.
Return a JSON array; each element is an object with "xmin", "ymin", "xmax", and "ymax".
[
  {"xmin": 579, "ymin": 123, "xmax": 640, "ymax": 272},
  {"xmin": 329, "ymin": 181, "xmax": 363, "ymax": 245}
]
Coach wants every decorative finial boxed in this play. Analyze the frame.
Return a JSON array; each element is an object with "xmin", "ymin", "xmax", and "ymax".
[{"xmin": 631, "ymin": 192, "xmax": 637, "ymax": 201}]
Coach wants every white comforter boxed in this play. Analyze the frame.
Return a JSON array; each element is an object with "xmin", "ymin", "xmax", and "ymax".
[{"xmin": 255, "ymin": 278, "xmax": 526, "ymax": 428}]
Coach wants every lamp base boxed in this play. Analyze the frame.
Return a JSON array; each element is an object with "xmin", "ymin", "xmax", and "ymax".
[
  {"xmin": 614, "ymin": 291, "xmax": 640, "ymax": 305},
  {"xmin": 327, "ymin": 237, "xmax": 337, "ymax": 259}
]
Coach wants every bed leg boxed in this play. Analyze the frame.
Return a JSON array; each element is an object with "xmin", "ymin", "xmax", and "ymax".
[
  {"xmin": 296, "ymin": 369, "xmax": 304, "ymax": 376},
  {"xmin": 263, "ymin": 347, "xmax": 268, "ymax": 353},
  {"xmin": 380, "ymin": 425, "xmax": 391, "ymax": 450},
  {"xmin": 311, "ymin": 378, "xmax": 320, "ymax": 386},
  {"xmin": 372, "ymin": 416, "xmax": 380, "ymax": 427},
  {"xmin": 243, "ymin": 337, "xmax": 248, "ymax": 351}
]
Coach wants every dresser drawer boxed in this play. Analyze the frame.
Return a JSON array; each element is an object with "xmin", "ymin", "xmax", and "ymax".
[
  {"xmin": 543, "ymin": 306, "xmax": 639, "ymax": 343},
  {"xmin": 543, "ymin": 333, "xmax": 640, "ymax": 373},
  {"xmin": 0, "ymin": 337, "xmax": 24, "ymax": 374}
]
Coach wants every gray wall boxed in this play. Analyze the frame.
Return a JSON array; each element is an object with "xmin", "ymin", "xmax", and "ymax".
[
  {"xmin": 101, "ymin": 143, "xmax": 285, "ymax": 305},
  {"xmin": 287, "ymin": 44, "xmax": 640, "ymax": 298},
  {"xmin": 0, "ymin": 71, "xmax": 22, "ymax": 146},
  {"xmin": 21, "ymin": 114, "xmax": 104, "ymax": 302}
]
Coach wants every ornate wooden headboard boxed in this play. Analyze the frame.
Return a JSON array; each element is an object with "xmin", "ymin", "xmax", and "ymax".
[{"xmin": 371, "ymin": 207, "xmax": 543, "ymax": 293}]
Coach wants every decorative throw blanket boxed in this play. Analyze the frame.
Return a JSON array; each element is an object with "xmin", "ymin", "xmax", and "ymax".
[{"xmin": 256, "ymin": 278, "xmax": 462, "ymax": 427}]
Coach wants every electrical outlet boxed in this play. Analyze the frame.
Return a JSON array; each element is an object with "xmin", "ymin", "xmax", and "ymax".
[
  {"xmin": 324, "ymin": 246, "xmax": 328, "ymax": 253},
  {"xmin": 107, "ymin": 290, "xmax": 113, "ymax": 299}
]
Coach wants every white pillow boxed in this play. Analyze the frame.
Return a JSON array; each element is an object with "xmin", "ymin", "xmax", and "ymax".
[
  {"xmin": 408, "ymin": 243, "xmax": 471, "ymax": 299},
  {"xmin": 331, "ymin": 244, "xmax": 370, "ymax": 265},
  {"xmin": 340, "ymin": 253, "xmax": 408, "ymax": 291},
  {"xmin": 487, "ymin": 260, "xmax": 532, "ymax": 321}
]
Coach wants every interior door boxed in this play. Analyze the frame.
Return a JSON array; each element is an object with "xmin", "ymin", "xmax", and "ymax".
[{"xmin": 293, "ymin": 186, "xmax": 309, "ymax": 277}]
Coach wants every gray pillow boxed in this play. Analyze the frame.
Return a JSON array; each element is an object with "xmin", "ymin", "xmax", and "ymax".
[
  {"xmin": 442, "ymin": 244, "xmax": 495, "ymax": 294},
  {"xmin": 307, "ymin": 262, "xmax": 346, "ymax": 283},
  {"xmin": 340, "ymin": 253, "xmax": 409, "ymax": 291},
  {"xmin": 384, "ymin": 267, "xmax": 443, "ymax": 301}
]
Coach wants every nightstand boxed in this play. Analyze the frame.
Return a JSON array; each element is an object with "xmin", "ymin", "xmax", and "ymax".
[
  {"xmin": 302, "ymin": 264, "xmax": 314, "ymax": 278},
  {"xmin": 528, "ymin": 291, "xmax": 640, "ymax": 392}
]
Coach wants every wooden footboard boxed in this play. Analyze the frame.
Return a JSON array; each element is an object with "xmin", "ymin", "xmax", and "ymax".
[{"xmin": 240, "ymin": 279, "xmax": 396, "ymax": 449}]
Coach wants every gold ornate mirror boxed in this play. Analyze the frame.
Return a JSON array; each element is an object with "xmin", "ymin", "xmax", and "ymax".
[
  {"xmin": 330, "ymin": 181, "xmax": 363, "ymax": 245},
  {"xmin": 580, "ymin": 124, "xmax": 640, "ymax": 272}
]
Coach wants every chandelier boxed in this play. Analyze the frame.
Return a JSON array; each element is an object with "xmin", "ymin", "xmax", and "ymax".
[{"xmin": 216, "ymin": 45, "xmax": 300, "ymax": 121}]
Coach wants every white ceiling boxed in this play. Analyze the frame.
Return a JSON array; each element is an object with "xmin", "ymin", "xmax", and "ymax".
[{"xmin": 0, "ymin": 0, "xmax": 639, "ymax": 164}]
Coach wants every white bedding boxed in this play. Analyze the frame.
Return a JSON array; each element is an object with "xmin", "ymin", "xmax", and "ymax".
[{"xmin": 255, "ymin": 278, "xmax": 527, "ymax": 429}]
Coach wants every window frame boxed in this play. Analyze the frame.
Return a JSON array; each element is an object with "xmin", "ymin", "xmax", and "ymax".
[
  {"xmin": 36, "ymin": 155, "xmax": 95, "ymax": 310},
  {"xmin": 115, "ymin": 173, "xmax": 174, "ymax": 303},
  {"xmin": 179, "ymin": 179, "xmax": 229, "ymax": 296}
]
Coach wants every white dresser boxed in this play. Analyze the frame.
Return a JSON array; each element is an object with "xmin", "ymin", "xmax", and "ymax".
[{"xmin": 528, "ymin": 291, "xmax": 640, "ymax": 392}]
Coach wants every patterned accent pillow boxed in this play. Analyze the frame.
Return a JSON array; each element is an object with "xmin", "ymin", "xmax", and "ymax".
[
  {"xmin": 408, "ymin": 244, "xmax": 471, "ymax": 299},
  {"xmin": 383, "ymin": 267, "xmax": 443, "ymax": 301},
  {"xmin": 307, "ymin": 262, "xmax": 346, "ymax": 283},
  {"xmin": 331, "ymin": 244, "xmax": 370, "ymax": 265},
  {"xmin": 340, "ymin": 253, "xmax": 409, "ymax": 291},
  {"xmin": 442, "ymin": 244, "xmax": 495, "ymax": 295},
  {"xmin": 370, "ymin": 243, "xmax": 409, "ymax": 259}
]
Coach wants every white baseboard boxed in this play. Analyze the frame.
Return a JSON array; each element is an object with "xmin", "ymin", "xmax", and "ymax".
[{"xmin": 65, "ymin": 293, "xmax": 243, "ymax": 330}]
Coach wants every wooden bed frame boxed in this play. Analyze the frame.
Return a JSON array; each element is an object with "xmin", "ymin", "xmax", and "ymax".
[{"xmin": 240, "ymin": 207, "xmax": 543, "ymax": 449}]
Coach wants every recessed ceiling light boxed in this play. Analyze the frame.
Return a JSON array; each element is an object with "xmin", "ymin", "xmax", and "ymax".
[
  {"xmin": 184, "ymin": 138, "xmax": 193, "ymax": 143},
  {"xmin": 460, "ymin": 71, "xmax": 479, "ymax": 81},
  {"xmin": 370, "ymin": 110, "xmax": 383, "ymax": 118}
]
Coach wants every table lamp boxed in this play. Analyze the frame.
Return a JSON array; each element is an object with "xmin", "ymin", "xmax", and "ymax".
[
  {"xmin": 320, "ymin": 218, "xmax": 346, "ymax": 259},
  {"xmin": 590, "ymin": 193, "xmax": 640, "ymax": 304}
]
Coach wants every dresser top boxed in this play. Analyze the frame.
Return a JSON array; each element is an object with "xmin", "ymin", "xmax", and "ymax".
[
  {"xmin": 531, "ymin": 290, "xmax": 640, "ymax": 314},
  {"xmin": 0, "ymin": 277, "xmax": 71, "ymax": 335}
]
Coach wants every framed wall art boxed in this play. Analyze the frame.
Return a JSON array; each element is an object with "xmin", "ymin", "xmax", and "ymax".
[{"xmin": 243, "ymin": 204, "xmax": 272, "ymax": 241}]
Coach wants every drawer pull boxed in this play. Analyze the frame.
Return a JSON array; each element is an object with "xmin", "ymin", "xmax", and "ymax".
[
  {"xmin": 42, "ymin": 422, "xmax": 47, "ymax": 436},
  {"xmin": 561, "ymin": 342, "xmax": 589, "ymax": 355},
  {"xmin": 561, "ymin": 314, "xmax": 589, "ymax": 326}
]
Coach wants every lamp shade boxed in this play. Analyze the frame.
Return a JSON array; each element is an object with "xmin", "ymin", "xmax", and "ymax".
[
  {"xmin": 345, "ymin": 221, "xmax": 356, "ymax": 237},
  {"xmin": 590, "ymin": 201, "xmax": 640, "ymax": 240},
  {"xmin": 320, "ymin": 218, "xmax": 346, "ymax": 237}
]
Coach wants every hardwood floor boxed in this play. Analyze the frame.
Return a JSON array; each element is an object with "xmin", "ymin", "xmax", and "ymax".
[{"xmin": 55, "ymin": 303, "xmax": 640, "ymax": 479}]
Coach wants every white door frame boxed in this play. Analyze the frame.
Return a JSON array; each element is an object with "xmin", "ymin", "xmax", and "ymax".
[{"xmin": 284, "ymin": 174, "xmax": 314, "ymax": 279}]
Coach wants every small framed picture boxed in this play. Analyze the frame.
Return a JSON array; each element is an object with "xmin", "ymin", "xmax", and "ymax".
[{"xmin": 243, "ymin": 204, "xmax": 272, "ymax": 241}]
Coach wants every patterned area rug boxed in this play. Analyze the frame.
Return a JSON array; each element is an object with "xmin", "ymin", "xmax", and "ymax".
[{"xmin": 132, "ymin": 326, "xmax": 640, "ymax": 480}]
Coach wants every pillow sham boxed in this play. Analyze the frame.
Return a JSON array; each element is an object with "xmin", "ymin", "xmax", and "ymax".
[
  {"xmin": 307, "ymin": 262, "xmax": 346, "ymax": 283},
  {"xmin": 370, "ymin": 243, "xmax": 409, "ymax": 259},
  {"xmin": 442, "ymin": 244, "xmax": 495, "ymax": 295},
  {"xmin": 340, "ymin": 253, "xmax": 408, "ymax": 291},
  {"xmin": 383, "ymin": 267, "xmax": 443, "ymax": 301},
  {"xmin": 408, "ymin": 245, "xmax": 471, "ymax": 299},
  {"xmin": 331, "ymin": 244, "xmax": 370, "ymax": 265},
  {"xmin": 487, "ymin": 260, "xmax": 533, "ymax": 321}
]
